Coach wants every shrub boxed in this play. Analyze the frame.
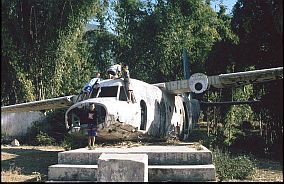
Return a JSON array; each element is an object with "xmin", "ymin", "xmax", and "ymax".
[
  {"xmin": 213, "ymin": 148, "xmax": 256, "ymax": 181},
  {"xmin": 230, "ymin": 155, "xmax": 256, "ymax": 180},
  {"xmin": 44, "ymin": 109, "xmax": 68, "ymax": 142},
  {"xmin": 1, "ymin": 132, "xmax": 12, "ymax": 144},
  {"xmin": 35, "ymin": 131, "xmax": 55, "ymax": 146},
  {"xmin": 61, "ymin": 133, "xmax": 88, "ymax": 150},
  {"xmin": 24, "ymin": 121, "xmax": 47, "ymax": 145},
  {"xmin": 187, "ymin": 128, "xmax": 226, "ymax": 150},
  {"xmin": 24, "ymin": 109, "xmax": 68, "ymax": 145}
]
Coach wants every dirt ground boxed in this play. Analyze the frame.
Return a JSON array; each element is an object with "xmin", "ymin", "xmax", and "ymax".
[
  {"xmin": 1, "ymin": 144, "xmax": 283, "ymax": 182},
  {"xmin": 1, "ymin": 145, "xmax": 64, "ymax": 182}
]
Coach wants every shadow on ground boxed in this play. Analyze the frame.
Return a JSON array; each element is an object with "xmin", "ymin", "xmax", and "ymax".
[
  {"xmin": 255, "ymin": 158, "xmax": 283, "ymax": 172},
  {"xmin": 1, "ymin": 147, "xmax": 62, "ymax": 181}
]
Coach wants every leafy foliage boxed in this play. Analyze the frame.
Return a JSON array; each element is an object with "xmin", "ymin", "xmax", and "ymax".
[
  {"xmin": 24, "ymin": 109, "xmax": 67, "ymax": 145},
  {"xmin": 213, "ymin": 148, "xmax": 256, "ymax": 181},
  {"xmin": 61, "ymin": 134, "xmax": 88, "ymax": 150},
  {"xmin": 204, "ymin": 0, "xmax": 282, "ymax": 158},
  {"xmin": 35, "ymin": 131, "xmax": 55, "ymax": 146},
  {"xmin": 1, "ymin": 0, "xmax": 105, "ymax": 105},
  {"xmin": 109, "ymin": 0, "xmax": 230, "ymax": 83}
]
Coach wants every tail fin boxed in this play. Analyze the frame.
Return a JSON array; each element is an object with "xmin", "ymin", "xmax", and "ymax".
[
  {"xmin": 183, "ymin": 48, "xmax": 194, "ymax": 99},
  {"xmin": 183, "ymin": 48, "xmax": 190, "ymax": 79}
]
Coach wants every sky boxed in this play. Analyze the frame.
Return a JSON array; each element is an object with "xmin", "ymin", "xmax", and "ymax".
[{"xmin": 210, "ymin": 0, "xmax": 238, "ymax": 15}]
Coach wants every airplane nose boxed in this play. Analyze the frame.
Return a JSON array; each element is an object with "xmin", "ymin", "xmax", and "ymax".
[{"xmin": 66, "ymin": 104, "xmax": 107, "ymax": 133}]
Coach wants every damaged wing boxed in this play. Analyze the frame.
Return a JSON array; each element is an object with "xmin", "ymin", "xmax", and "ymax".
[
  {"xmin": 1, "ymin": 95, "xmax": 77, "ymax": 113},
  {"xmin": 208, "ymin": 67, "xmax": 283, "ymax": 89},
  {"xmin": 153, "ymin": 67, "xmax": 283, "ymax": 94}
]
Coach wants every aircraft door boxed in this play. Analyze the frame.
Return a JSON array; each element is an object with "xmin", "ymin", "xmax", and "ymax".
[{"xmin": 140, "ymin": 100, "xmax": 147, "ymax": 130}]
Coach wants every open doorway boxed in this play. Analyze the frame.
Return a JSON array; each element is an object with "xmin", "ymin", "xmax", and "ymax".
[{"xmin": 140, "ymin": 100, "xmax": 147, "ymax": 130}]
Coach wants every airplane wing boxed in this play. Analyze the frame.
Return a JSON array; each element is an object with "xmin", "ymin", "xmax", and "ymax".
[
  {"xmin": 153, "ymin": 67, "xmax": 283, "ymax": 94},
  {"xmin": 200, "ymin": 100, "xmax": 261, "ymax": 107},
  {"xmin": 208, "ymin": 67, "xmax": 283, "ymax": 89},
  {"xmin": 1, "ymin": 95, "xmax": 78, "ymax": 113}
]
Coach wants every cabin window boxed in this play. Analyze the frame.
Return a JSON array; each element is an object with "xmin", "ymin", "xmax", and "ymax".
[
  {"xmin": 98, "ymin": 86, "xmax": 118, "ymax": 97},
  {"xmin": 119, "ymin": 86, "xmax": 128, "ymax": 101},
  {"xmin": 174, "ymin": 106, "xmax": 177, "ymax": 113}
]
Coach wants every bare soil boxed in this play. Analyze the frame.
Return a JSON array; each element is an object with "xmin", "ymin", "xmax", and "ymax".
[{"xmin": 1, "ymin": 144, "xmax": 283, "ymax": 182}]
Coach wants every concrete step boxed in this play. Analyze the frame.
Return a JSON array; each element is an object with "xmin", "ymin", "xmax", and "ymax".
[
  {"xmin": 148, "ymin": 164, "xmax": 216, "ymax": 182},
  {"xmin": 58, "ymin": 144, "xmax": 213, "ymax": 165},
  {"xmin": 48, "ymin": 164, "xmax": 216, "ymax": 182},
  {"xmin": 48, "ymin": 164, "xmax": 98, "ymax": 181},
  {"xmin": 46, "ymin": 181, "xmax": 95, "ymax": 183}
]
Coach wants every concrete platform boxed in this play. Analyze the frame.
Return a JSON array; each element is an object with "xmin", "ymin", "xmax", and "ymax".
[
  {"xmin": 58, "ymin": 144, "xmax": 213, "ymax": 165},
  {"xmin": 49, "ymin": 164, "xmax": 216, "ymax": 182},
  {"xmin": 48, "ymin": 143, "xmax": 216, "ymax": 182}
]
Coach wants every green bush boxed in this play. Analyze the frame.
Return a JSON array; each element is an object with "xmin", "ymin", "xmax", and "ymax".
[
  {"xmin": 35, "ymin": 131, "xmax": 55, "ymax": 146},
  {"xmin": 1, "ymin": 132, "xmax": 8, "ymax": 142},
  {"xmin": 25, "ymin": 121, "xmax": 50, "ymax": 145},
  {"xmin": 24, "ymin": 109, "xmax": 68, "ymax": 145},
  {"xmin": 187, "ymin": 128, "xmax": 226, "ymax": 150},
  {"xmin": 61, "ymin": 133, "xmax": 88, "ymax": 150},
  {"xmin": 213, "ymin": 148, "xmax": 256, "ymax": 181}
]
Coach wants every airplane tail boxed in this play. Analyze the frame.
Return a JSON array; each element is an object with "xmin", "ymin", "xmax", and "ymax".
[
  {"xmin": 182, "ymin": 49, "xmax": 200, "ymax": 135},
  {"xmin": 183, "ymin": 48, "xmax": 192, "ymax": 100},
  {"xmin": 183, "ymin": 48, "xmax": 190, "ymax": 80}
]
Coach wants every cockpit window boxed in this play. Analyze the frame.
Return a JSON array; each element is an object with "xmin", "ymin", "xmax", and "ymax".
[{"xmin": 98, "ymin": 86, "xmax": 118, "ymax": 97}]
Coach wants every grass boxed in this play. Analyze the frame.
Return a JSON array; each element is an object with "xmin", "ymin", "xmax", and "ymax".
[{"xmin": 1, "ymin": 144, "xmax": 283, "ymax": 182}]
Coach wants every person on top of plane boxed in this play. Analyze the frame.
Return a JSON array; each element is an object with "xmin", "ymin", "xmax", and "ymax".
[
  {"xmin": 122, "ymin": 64, "xmax": 135, "ymax": 103},
  {"xmin": 81, "ymin": 72, "xmax": 101, "ymax": 100},
  {"xmin": 107, "ymin": 63, "xmax": 121, "ymax": 79}
]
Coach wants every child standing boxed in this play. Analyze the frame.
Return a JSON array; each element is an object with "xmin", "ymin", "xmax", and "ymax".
[{"xmin": 86, "ymin": 104, "xmax": 98, "ymax": 149}]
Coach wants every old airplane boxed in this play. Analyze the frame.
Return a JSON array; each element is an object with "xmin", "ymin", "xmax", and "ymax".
[{"xmin": 1, "ymin": 65, "xmax": 283, "ymax": 141}]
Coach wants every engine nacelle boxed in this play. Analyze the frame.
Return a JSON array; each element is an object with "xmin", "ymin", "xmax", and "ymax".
[{"xmin": 189, "ymin": 73, "xmax": 208, "ymax": 93}]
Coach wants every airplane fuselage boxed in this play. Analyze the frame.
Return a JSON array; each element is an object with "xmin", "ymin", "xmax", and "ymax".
[
  {"xmin": 65, "ymin": 78, "xmax": 198, "ymax": 141},
  {"xmin": 1, "ymin": 67, "xmax": 281, "ymax": 141}
]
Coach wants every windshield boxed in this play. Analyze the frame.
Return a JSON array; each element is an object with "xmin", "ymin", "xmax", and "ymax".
[
  {"xmin": 77, "ymin": 85, "xmax": 122, "ymax": 101},
  {"xmin": 97, "ymin": 86, "xmax": 118, "ymax": 98}
]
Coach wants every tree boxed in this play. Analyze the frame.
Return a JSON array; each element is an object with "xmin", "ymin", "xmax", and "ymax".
[
  {"xmin": 110, "ymin": 0, "xmax": 226, "ymax": 83},
  {"xmin": 204, "ymin": 0, "xmax": 283, "ymax": 156},
  {"xmin": 1, "ymin": 0, "xmax": 106, "ymax": 105},
  {"xmin": 231, "ymin": 0, "xmax": 282, "ymax": 152}
]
